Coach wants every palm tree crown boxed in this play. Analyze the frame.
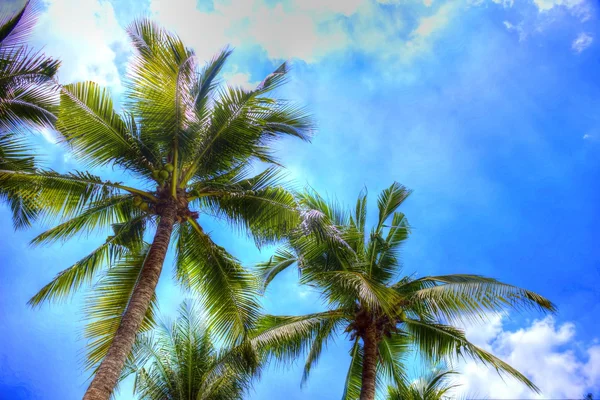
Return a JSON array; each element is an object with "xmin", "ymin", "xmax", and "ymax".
[
  {"xmin": 0, "ymin": 18, "xmax": 311, "ymax": 399},
  {"xmin": 254, "ymin": 182, "xmax": 555, "ymax": 400},
  {"xmin": 129, "ymin": 302, "xmax": 257, "ymax": 400},
  {"xmin": 387, "ymin": 366, "xmax": 459, "ymax": 400}
]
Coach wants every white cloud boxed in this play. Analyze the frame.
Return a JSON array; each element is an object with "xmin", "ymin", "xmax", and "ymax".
[
  {"xmin": 533, "ymin": 0, "xmax": 591, "ymax": 21},
  {"xmin": 456, "ymin": 316, "xmax": 600, "ymax": 398},
  {"xmin": 572, "ymin": 32, "xmax": 593, "ymax": 53},
  {"xmin": 34, "ymin": 0, "xmax": 128, "ymax": 91},
  {"xmin": 403, "ymin": 2, "xmax": 457, "ymax": 57},
  {"xmin": 149, "ymin": 0, "xmax": 351, "ymax": 62},
  {"xmin": 491, "ymin": 0, "xmax": 514, "ymax": 7}
]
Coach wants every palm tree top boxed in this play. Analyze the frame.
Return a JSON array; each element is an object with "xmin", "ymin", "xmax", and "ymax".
[
  {"xmin": 129, "ymin": 301, "xmax": 258, "ymax": 400},
  {"xmin": 254, "ymin": 182, "xmax": 555, "ymax": 398},
  {"xmin": 0, "ymin": 17, "xmax": 313, "ymax": 385}
]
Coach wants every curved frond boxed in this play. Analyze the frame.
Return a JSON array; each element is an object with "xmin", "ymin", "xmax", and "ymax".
[
  {"xmin": 399, "ymin": 274, "xmax": 556, "ymax": 323},
  {"xmin": 404, "ymin": 318, "xmax": 539, "ymax": 393},
  {"xmin": 256, "ymin": 247, "xmax": 297, "ymax": 289},
  {"xmin": 30, "ymin": 194, "xmax": 137, "ymax": 245},
  {"xmin": 342, "ymin": 339, "xmax": 363, "ymax": 400},
  {"xmin": 56, "ymin": 82, "xmax": 154, "ymax": 171},
  {"xmin": 250, "ymin": 310, "xmax": 346, "ymax": 368},
  {"xmin": 175, "ymin": 219, "xmax": 260, "ymax": 344},
  {"xmin": 197, "ymin": 167, "xmax": 299, "ymax": 245},
  {"xmin": 126, "ymin": 18, "xmax": 196, "ymax": 157},
  {"xmin": 84, "ymin": 246, "xmax": 157, "ymax": 371},
  {"xmin": 0, "ymin": 169, "xmax": 154, "ymax": 226},
  {"xmin": 376, "ymin": 182, "xmax": 412, "ymax": 232},
  {"xmin": 28, "ymin": 215, "xmax": 147, "ymax": 306}
]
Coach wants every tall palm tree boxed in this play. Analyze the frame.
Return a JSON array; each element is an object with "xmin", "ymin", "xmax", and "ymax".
[
  {"xmin": 0, "ymin": 0, "xmax": 59, "ymax": 132},
  {"xmin": 386, "ymin": 366, "xmax": 458, "ymax": 400},
  {"xmin": 0, "ymin": 19, "xmax": 311, "ymax": 400},
  {"xmin": 254, "ymin": 183, "xmax": 555, "ymax": 400},
  {"xmin": 127, "ymin": 301, "xmax": 258, "ymax": 400}
]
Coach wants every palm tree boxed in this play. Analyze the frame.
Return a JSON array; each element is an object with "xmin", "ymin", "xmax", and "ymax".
[
  {"xmin": 0, "ymin": 0, "xmax": 59, "ymax": 132},
  {"xmin": 127, "ymin": 301, "xmax": 258, "ymax": 400},
  {"xmin": 386, "ymin": 366, "xmax": 458, "ymax": 400},
  {"xmin": 254, "ymin": 183, "xmax": 555, "ymax": 400},
  {"xmin": 0, "ymin": 19, "xmax": 312, "ymax": 400}
]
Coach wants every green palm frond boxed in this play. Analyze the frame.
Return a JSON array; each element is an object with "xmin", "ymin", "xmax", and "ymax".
[
  {"xmin": 126, "ymin": 18, "xmax": 196, "ymax": 151},
  {"xmin": 0, "ymin": 169, "xmax": 154, "ymax": 225},
  {"xmin": 0, "ymin": 1, "xmax": 59, "ymax": 130},
  {"xmin": 30, "ymin": 194, "xmax": 138, "ymax": 245},
  {"xmin": 56, "ymin": 82, "xmax": 155, "ymax": 171},
  {"xmin": 404, "ymin": 318, "xmax": 539, "ymax": 393},
  {"xmin": 399, "ymin": 274, "xmax": 556, "ymax": 323},
  {"xmin": 197, "ymin": 167, "xmax": 299, "ymax": 245},
  {"xmin": 84, "ymin": 246, "xmax": 157, "ymax": 371},
  {"xmin": 387, "ymin": 366, "xmax": 459, "ymax": 400},
  {"xmin": 251, "ymin": 310, "xmax": 346, "ymax": 366},
  {"xmin": 175, "ymin": 219, "xmax": 260, "ymax": 344},
  {"xmin": 28, "ymin": 216, "xmax": 146, "ymax": 306},
  {"xmin": 300, "ymin": 270, "xmax": 400, "ymax": 316},
  {"xmin": 376, "ymin": 182, "xmax": 412, "ymax": 232},
  {"xmin": 130, "ymin": 301, "xmax": 255, "ymax": 400},
  {"xmin": 342, "ymin": 339, "xmax": 364, "ymax": 400},
  {"xmin": 0, "ymin": 133, "xmax": 34, "ymax": 171},
  {"xmin": 377, "ymin": 333, "xmax": 410, "ymax": 391},
  {"xmin": 183, "ymin": 63, "xmax": 312, "ymax": 183},
  {"xmin": 256, "ymin": 246, "xmax": 297, "ymax": 289},
  {"xmin": 193, "ymin": 47, "xmax": 233, "ymax": 122}
]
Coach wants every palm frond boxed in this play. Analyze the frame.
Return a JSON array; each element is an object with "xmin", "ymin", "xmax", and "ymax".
[
  {"xmin": 30, "ymin": 194, "xmax": 138, "ymax": 245},
  {"xmin": 56, "ymin": 82, "xmax": 155, "ymax": 171},
  {"xmin": 376, "ymin": 182, "xmax": 412, "ymax": 232},
  {"xmin": 399, "ymin": 274, "xmax": 556, "ymax": 323},
  {"xmin": 256, "ymin": 247, "xmax": 297, "ymax": 289},
  {"xmin": 0, "ymin": 133, "xmax": 35, "ymax": 171},
  {"xmin": 404, "ymin": 318, "xmax": 539, "ymax": 393},
  {"xmin": 197, "ymin": 167, "xmax": 299, "ymax": 245},
  {"xmin": 175, "ymin": 219, "xmax": 260, "ymax": 344},
  {"xmin": 84, "ymin": 246, "xmax": 157, "ymax": 371},
  {"xmin": 28, "ymin": 216, "xmax": 146, "ymax": 306},
  {"xmin": 0, "ymin": 0, "xmax": 35, "ymax": 48},
  {"xmin": 341, "ymin": 339, "xmax": 363, "ymax": 400},
  {"xmin": 126, "ymin": 18, "xmax": 196, "ymax": 157},
  {"xmin": 251, "ymin": 310, "xmax": 346, "ymax": 368}
]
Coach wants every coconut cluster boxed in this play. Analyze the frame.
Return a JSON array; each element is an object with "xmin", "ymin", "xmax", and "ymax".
[{"xmin": 151, "ymin": 163, "xmax": 174, "ymax": 183}]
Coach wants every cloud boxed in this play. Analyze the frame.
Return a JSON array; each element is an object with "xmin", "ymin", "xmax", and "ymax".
[
  {"xmin": 533, "ymin": 0, "xmax": 591, "ymax": 21},
  {"xmin": 572, "ymin": 32, "xmax": 593, "ymax": 53},
  {"xmin": 149, "ymin": 0, "xmax": 351, "ymax": 62},
  {"xmin": 456, "ymin": 316, "xmax": 600, "ymax": 398},
  {"xmin": 34, "ymin": 0, "xmax": 129, "ymax": 92}
]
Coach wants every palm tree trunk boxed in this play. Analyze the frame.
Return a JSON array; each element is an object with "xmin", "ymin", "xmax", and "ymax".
[
  {"xmin": 83, "ymin": 204, "xmax": 177, "ymax": 400},
  {"xmin": 359, "ymin": 325, "xmax": 379, "ymax": 400}
]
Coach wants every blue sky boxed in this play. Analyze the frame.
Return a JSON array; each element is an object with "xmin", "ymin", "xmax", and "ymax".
[{"xmin": 1, "ymin": 0, "xmax": 600, "ymax": 398}]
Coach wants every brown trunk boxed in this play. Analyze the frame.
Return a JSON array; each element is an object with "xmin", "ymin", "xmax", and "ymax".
[
  {"xmin": 83, "ymin": 203, "xmax": 177, "ymax": 400},
  {"xmin": 359, "ymin": 325, "xmax": 379, "ymax": 400}
]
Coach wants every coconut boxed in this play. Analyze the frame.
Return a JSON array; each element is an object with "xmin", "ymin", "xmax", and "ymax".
[
  {"xmin": 164, "ymin": 163, "xmax": 174, "ymax": 172},
  {"xmin": 133, "ymin": 196, "xmax": 143, "ymax": 206},
  {"xmin": 159, "ymin": 170, "xmax": 170, "ymax": 180}
]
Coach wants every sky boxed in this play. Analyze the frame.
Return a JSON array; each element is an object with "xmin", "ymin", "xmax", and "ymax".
[{"xmin": 0, "ymin": 0, "xmax": 600, "ymax": 398}]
